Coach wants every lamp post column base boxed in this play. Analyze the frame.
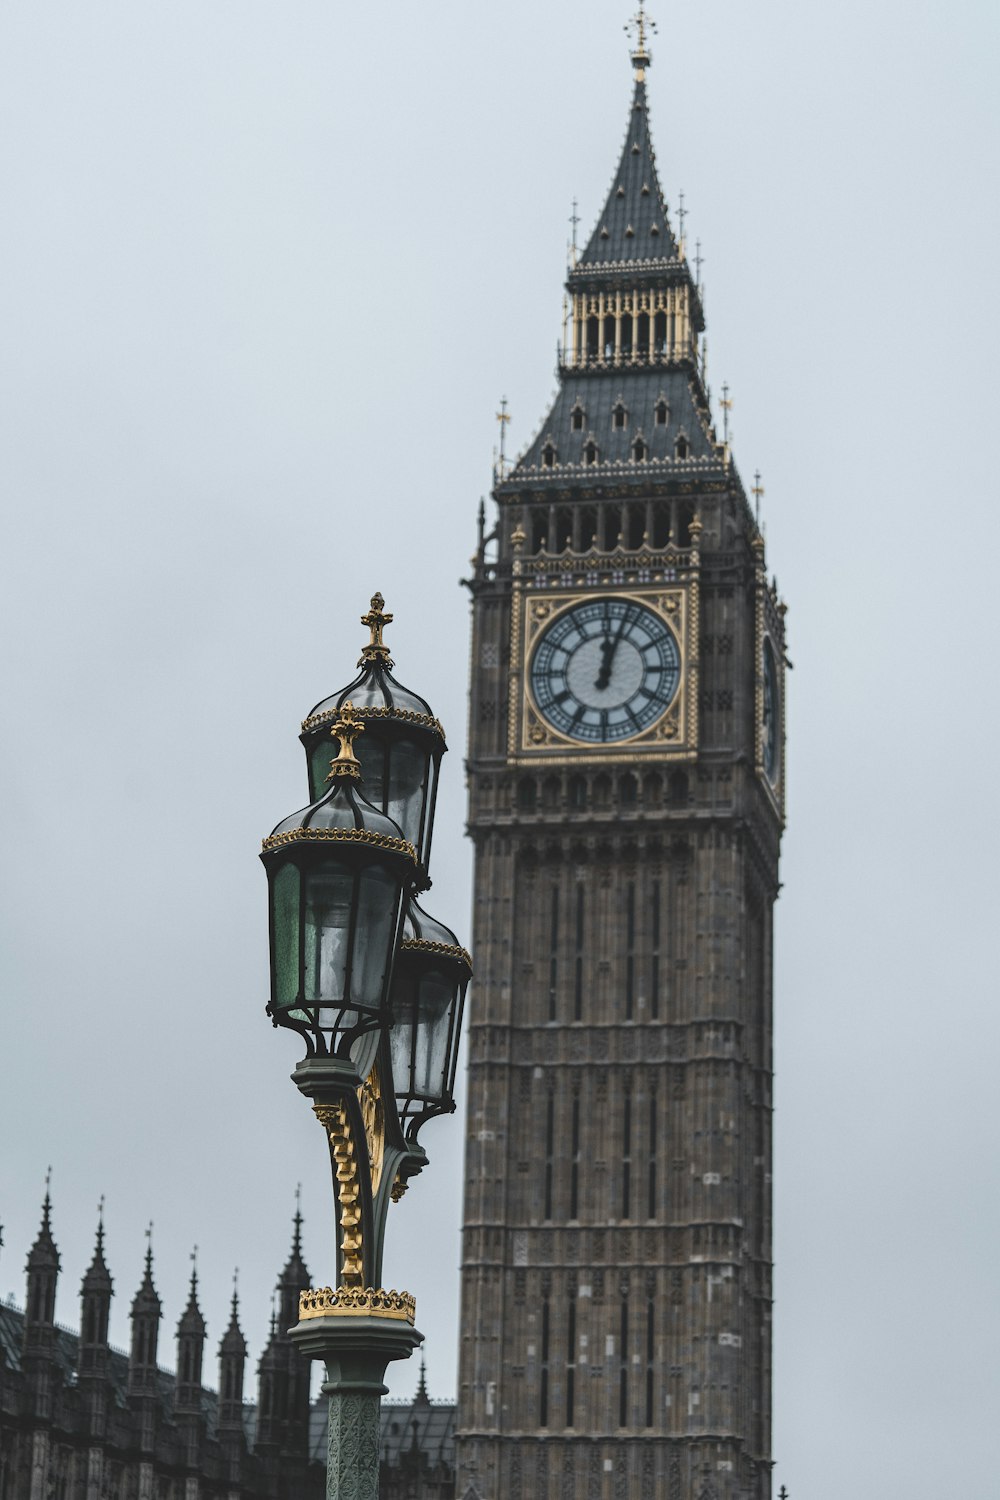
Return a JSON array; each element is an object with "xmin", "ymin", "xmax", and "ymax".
[{"xmin": 289, "ymin": 1314, "xmax": 422, "ymax": 1500}]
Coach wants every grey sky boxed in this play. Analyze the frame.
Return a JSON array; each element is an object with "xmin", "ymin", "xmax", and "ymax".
[{"xmin": 1, "ymin": 2, "xmax": 998, "ymax": 1494}]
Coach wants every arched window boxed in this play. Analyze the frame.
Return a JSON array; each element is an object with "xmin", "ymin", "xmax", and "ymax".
[
  {"xmin": 613, "ymin": 402, "xmax": 628, "ymax": 430},
  {"xmin": 603, "ymin": 315, "xmax": 615, "ymax": 358},
  {"xmin": 637, "ymin": 311, "xmax": 650, "ymax": 356},
  {"xmin": 632, "ymin": 437, "xmax": 647, "ymax": 462},
  {"xmin": 587, "ymin": 316, "xmax": 599, "ymax": 359},
  {"xmin": 571, "ymin": 403, "xmax": 586, "ymax": 431},
  {"xmin": 620, "ymin": 772, "xmax": 638, "ymax": 807},
  {"xmin": 620, "ymin": 313, "xmax": 633, "ymax": 357},
  {"xmin": 518, "ymin": 777, "xmax": 537, "ymax": 812},
  {"xmin": 542, "ymin": 442, "xmax": 556, "ymax": 469},
  {"xmin": 542, "ymin": 776, "xmax": 560, "ymax": 811},
  {"xmin": 585, "ymin": 440, "xmax": 599, "ymax": 466},
  {"xmin": 668, "ymin": 770, "xmax": 689, "ymax": 807},
  {"xmin": 594, "ymin": 773, "xmax": 612, "ymax": 810},
  {"xmin": 653, "ymin": 310, "xmax": 667, "ymax": 354},
  {"xmin": 655, "ymin": 398, "xmax": 669, "ymax": 426},
  {"xmin": 675, "ymin": 433, "xmax": 689, "ymax": 459},
  {"xmin": 569, "ymin": 774, "xmax": 587, "ymax": 809}
]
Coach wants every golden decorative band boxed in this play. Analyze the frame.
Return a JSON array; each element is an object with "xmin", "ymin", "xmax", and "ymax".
[
  {"xmin": 400, "ymin": 937, "xmax": 473, "ymax": 971},
  {"xmin": 298, "ymin": 1286, "xmax": 416, "ymax": 1324},
  {"xmin": 261, "ymin": 828, "xmax": 417, "ymax": 860},
  {"xmin": 301, "ymin": 705, "xmax": 446, "ymax": 743}
]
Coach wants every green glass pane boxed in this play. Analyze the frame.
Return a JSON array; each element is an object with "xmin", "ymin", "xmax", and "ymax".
[
  {"xmin": 310, "ymin": 743, "xmax": 333, "ymax": 802},
  {"xmin": 273, "ymin": 863, "xmax": 300, "ymax": 1008}
]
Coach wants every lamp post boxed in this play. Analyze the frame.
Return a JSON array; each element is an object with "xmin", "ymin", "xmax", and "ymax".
[{"xmin": 261, "ymin": 596, "xmax": 469, "ymax": 1500}]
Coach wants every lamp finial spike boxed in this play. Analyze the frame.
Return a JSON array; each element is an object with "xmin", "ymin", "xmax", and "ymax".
[{"xmin": 359, "ymin": 591, "xmax": 394, "ymax": 668}]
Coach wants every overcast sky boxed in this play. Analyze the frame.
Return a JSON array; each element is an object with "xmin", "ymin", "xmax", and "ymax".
[{"xmin": 1, "ymin": 2, "xmax": 998, "ymax": 1494}]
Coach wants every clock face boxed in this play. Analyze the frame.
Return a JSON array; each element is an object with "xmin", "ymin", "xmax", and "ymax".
[
  {"xmin": 762, "ymin": 638, "xmax": 779, "ymax": 782},
  {"xmin": 530, "ymin": 598, "xmax": 680, "ymax": 743}
]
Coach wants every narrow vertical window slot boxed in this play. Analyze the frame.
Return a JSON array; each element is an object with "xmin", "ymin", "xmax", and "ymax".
[
  {"xmin": 622, "ymin": 1093, "xmax": 632, "ymax": 1220},
  {"xmin": 574, "ymin": 883, "xmax": 584, "ymax": 1021},
  {"xmin": 625, "ymin": 882, "xmax": 636, "ymax": 1019},
  {"xmin": 648, "ymin": 1091, "xmax": 658, "ymax": 1219},
  {"xmin": 548, "ymin": 884, "xmax": 559, "ymax": 1022},
  {"xmin": 618, "ymin": 1296, "xmax": 629, "ymax": 1427},
  {"xmin": 544, "ymin": 1092, "xmax": 555, "ymax": 1221},
  {"xmin": 645, "ymin": 1300, "xmax": 655, "ymax": 1426},
  {"xmin": 566, "ymin": 1293, "xmax": 577, "ymax": 1428},
  {"xmin": 570, "ymin": 1095, "xmax": 581, "ymax": 1220},
  {"xmin": 540, "ymin": 1297, "xmax": 550, "ymax": 1427},
  {"xmin": 651, "ymin": 879, "xmax": 661, "ymax": 1019}
]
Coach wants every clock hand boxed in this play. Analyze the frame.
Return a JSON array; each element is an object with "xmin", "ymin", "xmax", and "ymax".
[
  {"xmin": 595, "ymin": 612, "xmax": 632, "ymax": 689},
  {"xmin": 594, "ymin": 634, "xmax": 615, "ymax": 690}
]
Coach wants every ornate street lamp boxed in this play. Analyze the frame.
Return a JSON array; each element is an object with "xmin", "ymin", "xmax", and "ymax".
[
  {"xmin": 262, "ymin": 597, "xmax": 468, "ymax": 1500},
  {"xmin": 300, "ymin": 593, "xmax": 446, "ymax": 885}
]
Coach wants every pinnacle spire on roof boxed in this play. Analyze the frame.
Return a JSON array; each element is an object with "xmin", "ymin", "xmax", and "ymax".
[
  {"xmin": 131, "ymin": 1222, "xmax": 161, "ymax": 1316},
  {"xmin": 82, "ymin": 1196, "xmax": 112, "ymax": 1294},
  {"xmin": 415, "ymin": 1357, "xmax": 430, "ymax": 1405},
  {"xmin": 220, "ymin": 1268, "xmax": 248, "ymax": 1356},
  {"xmin": 178, "ymin": 1245, "xmax": 205, "ymax": 1334},
  {"xmin": 575, "ymin": 33, "xmax": 679, "ymax": 271},
  {"xmin": 26, "ymin": 1168, "xmax": 59, "ymax": 1271}
]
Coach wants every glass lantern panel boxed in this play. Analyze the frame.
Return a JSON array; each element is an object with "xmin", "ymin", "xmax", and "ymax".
[
  {"xmin": 348, "ymin": 864, "xmax": 398, "ymax": 1010},
  {"xmin": 303, "ymin": 863, "xmax": 354, "ymax": 1031},
  {"xmin": 309, "ymin": 742, "xmax": 336, "ymax": 802},
  {"xmin": 411, "ymin": 968, "xmax": 453, "ymax": 1098},
  {"xmin": 273, "ymin": 863, "xmax": 301, "ymax": 1007},
  {"xmin": 355, "ymin": 733, "xmax": 387, "ymax": 808},
  {"xmin": 386, "ymin": 739, "xmax": 428, "ymax": 849}
]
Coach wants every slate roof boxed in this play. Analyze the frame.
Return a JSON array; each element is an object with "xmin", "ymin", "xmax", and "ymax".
[
  {"xmin": 511, "ymin": 366, "xmax": 716, "ymax": 484},
  {"xmin": 577, "ymin": 74, "xmax": 679, "ymax": 269}
]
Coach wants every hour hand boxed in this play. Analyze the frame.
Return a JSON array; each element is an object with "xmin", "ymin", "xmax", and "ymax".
[{"xmin": 595, "ymin": 636, "xmax": 614, "ymax": 690}]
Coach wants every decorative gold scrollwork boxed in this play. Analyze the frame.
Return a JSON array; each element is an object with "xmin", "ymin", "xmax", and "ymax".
[
  {"xmin": 314, "ymin": 1102, "xmax": 364, "ymax": 1287},
  {"xmin": 357, "ymin": 1062, "xmax": 384, "ymax": 1198}
]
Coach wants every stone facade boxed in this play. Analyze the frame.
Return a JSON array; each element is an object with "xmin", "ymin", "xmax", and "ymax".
[
  {"xmin": 456, "ymin": 38, "xmax": 786, "ymax": 1500},
  {"xmin": 0, "ymin": 1204, "xmax": 456, "ymax": 1500}
]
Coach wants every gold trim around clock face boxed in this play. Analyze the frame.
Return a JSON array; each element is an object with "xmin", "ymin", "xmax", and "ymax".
[{"xmin": 515, "ymin": 587, "xmax": 696, "ymax": 757}]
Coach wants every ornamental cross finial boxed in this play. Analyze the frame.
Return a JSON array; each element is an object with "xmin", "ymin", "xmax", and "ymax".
[
  {"xmin": 359, "ymin": 591, "xmax": 394, "ymax": 668},
  {"xmin": 625, "ymin": 4, "xmax": 656, "ymax": 64},
  {"xmin": 752, "ymin": 470, "xmax": 765, "ymax": 525},
  {"xmin": 720, "ymin": 382, "xmax": 733, "ymax": 445},
  {"xmin": 494, "ymin": 396, "xmax": 512, "ymax": 483},
  {"xmin": 327, "ymin": 702, "xmax": 364, "ymax": 781}
]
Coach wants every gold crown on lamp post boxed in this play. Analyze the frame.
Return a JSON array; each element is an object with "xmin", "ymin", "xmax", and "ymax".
[
  {"xmin": 326, "ymin": 703, "xmax": 364, "ymax": 780},
  {"xmin": 359, "ymin": 591, "xmax": 394, "ymax": 668}
]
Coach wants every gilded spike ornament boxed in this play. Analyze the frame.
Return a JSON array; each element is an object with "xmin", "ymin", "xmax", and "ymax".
[
  {"xmin": 326, "ymin": 702, "xmax": 364, "ymax": 781},
  {"xmin": 359, "ymin": 591, "xmax": 393, "ymax": 668}
]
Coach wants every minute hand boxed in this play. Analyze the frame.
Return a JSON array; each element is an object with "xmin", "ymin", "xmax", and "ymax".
[{"xmin": 594, "ymin": 611, "xmax": 632, "ymax": 690}]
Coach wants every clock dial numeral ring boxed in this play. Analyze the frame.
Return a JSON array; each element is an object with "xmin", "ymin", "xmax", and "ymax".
[{"xmin": 529, "ymin": 598, "xmax": 680, "ymax": 744}]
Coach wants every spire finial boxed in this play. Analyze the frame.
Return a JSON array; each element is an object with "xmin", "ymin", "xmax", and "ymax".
[
  {"xmin": 231, "ymin": 1267, "xmax": 240, "ymax": 1320},
  {"xmin": 326, "ymin": 703, "xmax": 364, "ymax": 781},
  {"xmin": 569, "ymin": 198, "xmax": 580, "ymax": 267},
  {"xmin": 416, "ymin": 1356, "xmax": 428, "ymax": 1401},
  {"xmin": 359, "ymin": 592, "xmax": 394, "ymax": 668},
  {"xmin": 494, "ymin": 397, "xmax": 511, "ymax": 485},
  {"xmin": 752, "ymin": 470, "xmax": 765, "ymax": 526},
  {"xmin": 720, "ymin": 383, "xmax": 733, "ymax": 446},
  {"xmin": 42, "ymin": 1166, "xmax": 52, "ymax": 1227},
  {"xmin": 694, "ymin": 238, "xmax": 704, "ymax": 289},
  {"xmin": 144, "ymin": 1220, "xmax": 154, "ymax": 1275},
  {"xmin": 292, "ymin": 1185, "xmax": 303, "ymax": 1254},
  {"xmin": 625, "ymin": 4, "xmax": 656, "ymax": 72},
  {"xmin": 677, "ymin": 190, "xmax": 687, "ymax": 257},
  {"xmin": 189, "ymin": 1245, "xmax": 199, "ymax": 1298},
  {"xmin": 96, "ymin": 1195, "xmax": 105, "ymax": 1254}
]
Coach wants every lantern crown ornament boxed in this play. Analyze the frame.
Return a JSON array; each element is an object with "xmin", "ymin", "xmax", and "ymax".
[
  {"xmin": 300, "ymin": 594, "xmax": 447, "ymax": 880},
  {"xmin": 262, "ymin": 706, "xmax": 416, "ymax": 1078}
]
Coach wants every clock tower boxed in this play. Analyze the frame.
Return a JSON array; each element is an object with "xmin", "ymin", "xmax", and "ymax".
[{"xmin": 457, "ymin": 23, "xmax": 786, "ymax": 1500}]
